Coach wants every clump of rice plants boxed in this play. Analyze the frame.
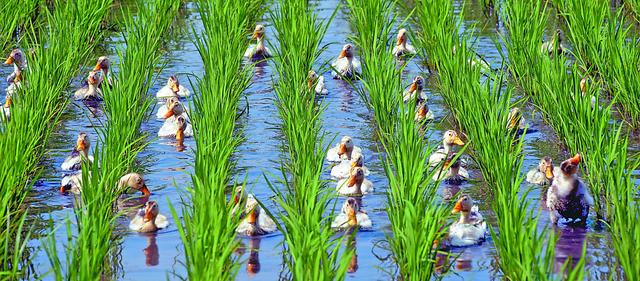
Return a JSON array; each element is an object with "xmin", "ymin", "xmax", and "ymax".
[
  {"xmin": 0, "ymin": 0, "xmax": 111, "ymax": 278},
  {"xmin": 404, "ymin": 0, "xmax": 456, "ymax": 71},
  {"xmin": 346, "ymin": 0, "xmax": 450, "ymax": 279},
  {"xmin": 169, "ymin": 0, "xmax": 262, "ymax": 279},
  {"xmin": 267, "ymin": 0, "xmax": 354, "ymax": 279},
  {"xmin": 44, "ymin": 0, "xmax": 180, "ymax": 279},
  {"xmin": 0, "ymin": 0, "xmax": 39, "ymax": 53}
]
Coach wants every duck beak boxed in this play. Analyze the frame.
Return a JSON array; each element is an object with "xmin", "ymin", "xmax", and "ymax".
[
  {"xmin": 76, "ymin": 139, "xmax": 86, "ymax": 151},
  {"xmin": 451, "ymin": 201, "xmax": 462, "ymax": 214},
  {"xmin": 307, "ymin": 78, "xmax": 313, "ymax": 90},
  {"xmin": 60, "ymin": 185, "xmax": 67, "ymax": 193},
  {"xmin": 347, "ymin": 175, "xmax": 358, "ymax": 187},
  {"xmin": 247, "ymin": 209, "xmax": 258, "ymax": 224},
  {"xmin": 545, "ymin": 166, "xmax": 554, "ymax": 179},
  {"xmin": 453, "ymin": 137, "xmax": 465, "ymax": 146},
  {"xmin": 346, "ymin": 208, "xmax": 357, "ymax": 226},
  {"xmin": 4, "ymin": 98, "xmax": 12, "ymax": 108},
  {"xmin": 163, "ymin": 105, "xmax": 175, "ymax": 119},
  {"xmin": 568, "ymin": 153, "xmax": 581, "ymax": 165},
  {"xmin": 409, "ymin": 82, "xmax": 417, "ymax": 93},
  {"xmin": 252, "ymin": 30, "xmax": 260, "ymax": 40},
  {"xmin": 338, "ymin": 50, "xmax": 347, "ymax": 59},
  {"xmin": 140, "ymin": 184, "xmax": 151, "ymax": 196},
  {"xmin": 337, "ymin": 143, "xmax": 347, "ymax": 156},
  {"xmin": 4, "ymin": 56, "xmax": 14, "ymax": 65}
]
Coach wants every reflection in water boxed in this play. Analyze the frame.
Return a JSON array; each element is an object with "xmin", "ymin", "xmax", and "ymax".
[
  {"xmin": 555, "ymin": 226, "xmax": 587, "ymax": 273},
  {"xmin": 442, "ymin": 184, "xmax": 461, "ymax": 201},
  {"xmin": 247, "ymin": 238, "xmax": 261, "ymax": 276},
  {"xmin": 347, "ymin": 236, "xmax": 358, "ymax": 273},
  {"xmin": 143, "ymin": 234, "xmax": 159, "ymax": 267}
]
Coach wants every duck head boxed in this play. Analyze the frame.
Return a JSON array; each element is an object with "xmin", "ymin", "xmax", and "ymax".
[
  {"xmin": 344, "ymin": 197, "xmax": 359, "ymax": 227},
  {"xmin": 347, "ymin": 166, "xmax": 365, "ymax": 188},
  {"xmin": 118, "ymin": 172, "xmax": 151, "ymax": 196},
  {"xmin": 87, "ymin": 70, "xmax": 101, "ymax": 86},
  {"xmin": 350, "ymin": 152, "xmax": 364, "ymax": 168},
  {"xmin": 452, "ymin": 195, "xmax": 473, "ymax": 216},
  {"xmin": 93, "ymin": 56, "xmax": 110, "ymax": 74},
  {"xmin": 337, "ymin": 135, "xmax": 355, "ymax": 158},
  {"xmin": 233, "ymin": 186, "xmax": 248, "ymax": 205},
  {"xmin": 143, "ymin": 201, "xmax": 160, "ymax": 222},
  {"xmin": 443, "ymin": 130, "xmax": 465, "ymax": 149},
  {"xmin": 507, "ymin": 107, "xmax": 522, "ymax": 130},
  {"xmin": 559, "ymin": 153, "xmax": 581, "ymax": 177},
  {"xmin": 162, "ymin": 97, "xmax": 183, "ymax": 119},
  {"xmin": 338, "ymin": 44, "xmax": 354, "ymax": 59},
  {"xmin": 4, "ymin": 49, "xmax": 25, "ymax": 67},
  {"xmin": 396, "ymin": 28, "xmax": 408, "ymax": 46},
  {"xmin": 75, "ymin": 132, "xmax": 90, "ymax": 154},
  {"xmin": 252, "ymin": 25, "xmax": 266, "ymax": 40},
  {"xmin": 167, "ymin": 75, "xmax": 180, "ymax": 93},
  {"xmin": 307, "ymin": 70, "xmax": 318, "ymax": 89},
  {"xmin": 538, "ymin": 157, "xmax": 554, "ymax": 180},
  {"xmin": 580, "ymin": 77, "xmax": 588, "ymax": 94},
  {"xmin": 4, "ymin": 96, "xmax": 12, "ymax": 108},
  {"xmin": 409, "ymin": 75, "xmax": 424, "ymax": 94}
]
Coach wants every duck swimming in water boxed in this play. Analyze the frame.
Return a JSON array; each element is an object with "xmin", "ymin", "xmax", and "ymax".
[
  {"xmin": 307, "ymin": 70, "xmax": 328, "ymax": 95},
  {"xmin": 73, "ymin": 70, "xmax": 102, "ymax": 101},
  {"xmin": 433, "ymin": 154, "xmax": 468, "ymax": 185},
  {"xmin": 92, "ymin": 56, "xmax": 112, "ymax": 87},
  {"xmin": 60, "ymin": 172, "xmax": 152, "ymax": 195},
  {"xmin": 158, "ymin": 98, "xmax": 193, "ymax": 138},
  {"xmin": 156, "ymin": 75, "xmax": 191, "ymax": 99},
  {"xmin": 448, "ymin": 195, "xmax": 487, "ymax": 247},
  {"xmin": 336, "ymin": 166, "xmax": 374, "ymax": 196},
  {"xmin": 429, "ymin": 130, "xmax": 465, "ymax": 167},
  {"xmin": 415, "ymin": 100, "xmax": 434, "ymax": 122},
  {"xmin": 541, "ymin": 29, "xmax": 566, "ymax": 57},
  {"xmin": 129, "ymin": 201, "xmax": 169, "ymax": 233},
  {"xmin": 392, "ymin": 28, "xmax": 417, "ymax": 57},
  {"xmin": 236, "ymin": 194, "xmax": 277, "ymax": 236},
  {"xmin": 332, "ymin": 197, "xmax": 372, "ymax": 230},
  {"xmin": 546, "ymin": 154, "xmax": 593, "ymax": 225},
  {"xmin": 4, "ymin": 49, "xmax": 27, "ymax": 84},
  {"xmin": 332, "ymin": 44, "xmax": 361, "ymax": 80},
  {"xmin": 331, "ymin": 151, "xmax": 370, "ymax": 179},
  {"xmin": 403, "ymin": 75, "xmax": 427, "ymax": 102},
  {"xmin": 156, "ymin": 97, "xmax": 188, "ymax": 120},
  {"xmin": 526, "ymin": 157, "xmax": 561, "ymax": 186},
  {"xmin": 244, "ymin": 24, "xmax": 272, "ymax": 61},
  {"xmin": 326, "ymin": 135, "xmax": 363, "ymax": 162},
  {"xmin": 61, "ymin": 133, "xmax": 94, "ymax": 171}
]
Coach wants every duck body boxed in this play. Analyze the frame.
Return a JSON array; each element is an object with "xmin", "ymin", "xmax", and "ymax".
[
  {"xmin": 392, "ymin": 29, "xmax": 417, "ymax": 57},
  {"xmin": 330, "ymin": 161, "xmax": 370, "ymax": 179},
  {"xmin": 432, "ymin": 166, "xmax": 469, "ymax": 185},
  {"xmin": 156, "ymin": 84, "xmax": 190, "ymax": 99},
  {"xmin": 326, "ymin": 136, "xmax": 362, "ymax": 163},
  {"xmin": 314, "ymin": 76, "xmax": 328, "ymax": 95},
  {"xmin": 129, "ymin": 202, "xmax": 169, "ymax": 233},
  {"xmin": 5, "ymin": 81, "xmax": 21, "ymax": 97},
  {"xmin": 546, "ymin": 176, "xmax": 592, "ymax": 224},
  {"xmin": 331, "ymin": 57, "xmax": 361, "ymax": 80},
  {"xmin": 244, "ymin": 25, "xmax": 272, "ymax": 61},
  {"xmin": 236, "ymin": 195, "xmax": 277, "ymax": 236},
  {"xmin": 449, "ymin": 208, "xmax": 487, "ymax": 247},
  {"xmin": 60, "ymin": 173, "xmax": 83, "ymax": 194},
  {"xmin": 158, "ymin": 116, "xmax": 193, "ymax": 138},
  {"xmin": 61, "ymin": 150, "xmax": 94, "ymax": 171},
  {"xmin": 335, "ymin": 178, "xmax": 373, "ymax": 196},
  {"xmin": 73, "ymin": 70, "xmax": 103, "ymax": 101}
]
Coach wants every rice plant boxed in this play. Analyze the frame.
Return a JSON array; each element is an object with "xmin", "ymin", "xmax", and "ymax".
[
  {"xmin": 44, "ymin": 0, "xmax": 180, "ymax": 280},
  {"xmin": 0, "ymin": 0, "xmax": 111, "ymax": 278},
  {"xmin": 346, "ymin": 0, "xmax": 450, "ymax": 278},
  {"xmin": 266, "ymin": 0, "xmax": 353, "ymax": 279},
  {"xmin": 169, "ymin": 0, "xmax": 262, "ymax": 279},
  {"xmin": 0, "ymin": 0, "xmax": 40, "ymax": 53},
  {"xmin": 404, "ymin": 0, "xmax": 456, "ymax": 71}
]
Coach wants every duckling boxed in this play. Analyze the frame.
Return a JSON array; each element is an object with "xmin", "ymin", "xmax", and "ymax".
[
  {"xmin": 415, "ymin": 100, "xmax": 434, "ymax": 122},
  {"xmin": 156, "ymin": 75, "xmax": 191, "ymax": 99},
  {"xmin": 546, "ymin": 154, "xmax": 593, "ymax": 225},
  {"xmin": 61, "ymin": 132, "xmax": 94, "ymax": 171},
  {"xmin": 392, "ymin": 28, "xmax": 417, "ymax": 57},
  {"xmin": 129, "ymin": 201, "xmax": 169, "ymax": 233},
  {"xmin": 73, "ymin": 70, "xmax": 102, "ymax": 101},
  {"xmin": 4, "ymin": 49, "xmax": 27, "ymax": 84},
  {"xmin": 448, "ymin": 195, "xmax": 487, "ymax": 247},
  {"xmin": 336, "ymin": 167, "xmax": 374, "ymax": 196},
  {"xmin": 326, "ymin": 135, "xmax": 363, "ymax": 162},
  {"xmin": 92, "ymin": 56, "xmax": 112, "ymax": 87},
  {"xmin": 332, "ymin": 44, "xmax": 361, "ymax": 80},
  {"xmin": 526, "ymin": 157, "xmax": 561, "ymax": 186},
  {"xmin": 159, "ymin": 112, "xmax": 193, "ymax": 139},
  {"xmin": 307, "ymin": 70, "xmax": 328, "ymax": 95},
  {"xmin": 403, "ymin": 75, "xmax": 427, "ymax": 102},
  {"xmin": 244, "ymin": 24, "xmax": 272, "ymax": 61},
  {"xmin": 331, "ymin": 152, "xmax": 370, "ymax": 179},
  {"xmin": 429, "ymin": 130, "xmax": 465, "ymax": 167},
  {"xmin": 2, "ymin": 96, "xmax": 12, "ymax": 121},
  {"xmin": 236, "ymin": 195, "xmax": 277, "ymax": 236},
  {"xmin": 331, "ymin": 197, "xmax": 372, "ymax": 230},
  {"xmin": 541, "ymin": 29, "xmax": 566, "ymax": 57},
  {"xmin": 5, "ymin": 69, "xmax": 23, "ymax": 97},
  {"xmin": 507, "ymin": 107, "xmax": 528, "ymax": 131},
  {"xmin": 432, "ymin": 154, "xmax": 468, "ymax": 185}
]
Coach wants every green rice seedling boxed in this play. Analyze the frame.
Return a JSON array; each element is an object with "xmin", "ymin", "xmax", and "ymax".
[
  {"xmin": 0, "ymin": 0, "xmax": 40, "ymax": 53},
  {"xmin": 404, "ymin": 0, "xmax": 456, "ymax": 71},
  {"xmin": 267, "ymin": 0, "xmax": 354, "ymax": 279},
  {"xmin": 624, "ymin": 0, "xmax": 640, "ymax": 22},
  {"xmin": 169, "ymin": 0, "xmax": 261, "ymax": 279}
]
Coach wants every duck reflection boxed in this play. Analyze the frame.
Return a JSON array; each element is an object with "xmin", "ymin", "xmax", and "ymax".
[
  {"xmin": 143, "ymin": 233, "xmax": 159, "ymax": 266},
  {"xmin": 554, "ymin": 226, "xmax": 587, "ymax": 273},
  {"xmin": 246, "ymin": 238, "xmax": 261, "ymax": 277},
  {"xmin": 346, "ymin": 236, "xmax": 359, "ymax": 273}
]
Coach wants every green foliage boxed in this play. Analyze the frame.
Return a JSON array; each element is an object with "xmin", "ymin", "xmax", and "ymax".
[{"xmin": 0, "ymin": 0, "xmax": 40, "ymax": 53}]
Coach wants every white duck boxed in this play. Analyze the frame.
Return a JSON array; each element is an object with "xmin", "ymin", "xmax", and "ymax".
[
  {"xmin": 158, "ymin": 99, "xmax": 193, "ymax": 137},
  {"xmin": 336, "ymin": 167, "xmax": 374, "ymax": 196},
  {"xmin": 331, "ymin": 197, "xmax": 372, "ymax": 230},
  {"xmin": 449, "ymin": 195, "xmax": 487, "ymax": 247},
  {"xmin": 73, "ymin": 70, "xmax": 102, "ymax": 101},
  {"xmin": 540, "ymin": 29, "xmax": 566, "ymax": 57},
  {"xmin": 156, "ymin": 75, "xmax": 190, "ymax": 99},
  {"xmin": 326, "ymin": 135, "xmax": 363, "ymax": 162},
  {"xmin": 415, "ymin": 100, "xmax": 434, "ymax": 122},
  {"xmin": 2, "ymin": 96, "xmax": 12, "ymax": 121},
  {"xmin": 4, "ymin": 49, "xmax": 27, "ymax": 84},
  {"xmin": 244, "ymin": 24, "xmax": 272, "ymax": 61},
  {"xmin": 579, "ymin": 77, "xmax": 597, "ymax": 108},
  {"xmin": 546, "ymin": 154, "xmax": 593, "ymax": 225},
  {"xmin": 331, "ymin": 152, "xmax": 370, "ymax": 179},
  {"xmin": 331, "ymin": 44, "xmax": 361, "ymax": 80},
  {"xmin": 526, "ymin": 157, "xmax": 561, "ymax": 186},
  {"xmin": 403, "ymin": 75, "xmax": 427, "ymax": 102},
  {"xmin": 432, "ymin": 154, "xmax": 468, "ymax": 185},
  {"xmin": 61, "ymin": 132, "xmax": 94, "ymax": 171},
  {"xmin": 236, "ymin": 194, "xmax": 277, "ymax": 236},
  {"xmin": 308, "ymin": 70, "xmax": 328, "ymax": 95},
  {"xmin": 129, "ymin": 201, "xmax": 169, "ymax": 233},
  {"xmin": 392, "ymin": 28, "xmax": 417, "ymax": 57},
  {"xmin": 92, "ymin": 56, "xmax": 112, "ymax": 87},
  {"xmin": 429, "ymin": 130, "xmax": 465, "ymax": 167}
]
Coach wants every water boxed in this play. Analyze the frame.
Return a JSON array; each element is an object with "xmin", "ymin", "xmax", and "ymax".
[{"xmin": 2, "ymin": 0, "xmax": 632, "ymax": 280}]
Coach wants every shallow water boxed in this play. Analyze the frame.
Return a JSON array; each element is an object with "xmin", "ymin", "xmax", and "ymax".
[{"xmin": 3, "ymin": 0, "xmax": 636, "ymax": 280}]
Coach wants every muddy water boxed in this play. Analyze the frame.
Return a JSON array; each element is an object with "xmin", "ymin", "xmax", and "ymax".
[{"xmin": 2, "ymin": 0, "xmax": 628, "ymax": 280}]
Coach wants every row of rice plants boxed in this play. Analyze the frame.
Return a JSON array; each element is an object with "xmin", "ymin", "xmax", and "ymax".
[
  {"xmin": 0, "ymin": 0, "xmax": 39, "ymax": 53},
  {"xmin": 45, "ymin": 1, "xmax": 180, "ymax": 280},
  {"xmin": 346, "ymin": 0, "xmax": 450, "ymax": 279},
  {"xmin": 169, "ymin": 0, "xmax": 263, "ymax": 279},
  {"xmin": 0, "ymin": 0, "xmax": 111, "ymax": 278},
  {"xmin": 267, "ymin": 0, "xmax": 353, "ymax": 279}
]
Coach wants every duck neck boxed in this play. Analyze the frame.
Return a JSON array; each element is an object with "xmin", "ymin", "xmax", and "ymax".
[
  {"xmin": 256, "ymin": 37, "xmax": 265, "ymax": 51},
  {"xmin": 443, "ymin": 143, "xmax": 453, "ymax": 154},
  {"xmin": 458, "ymin": 211, "xmax": 471, "ymax": 224},
  {"xmin": 450, "ymin": 165, "xmax": 459, "ymax": 176},
  {"xmin": 87, "ymin": 83, "xmax": 97, "ymax": 95}
]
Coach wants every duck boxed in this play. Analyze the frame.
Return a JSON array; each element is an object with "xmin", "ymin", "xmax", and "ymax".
[
  {"xmin": 5, "ymin": 69, "xmax": 23, "ymax": 97},
  {"xmin": 448, "ymin": 195, "xmax": 487, "ymax": 247},
  {"xmin": 326, "ymin": 135, "xmax": 363, "ymax": 162},
  {"xmin": 336, "ymin": 167, "xmax": 374, "ymax": 196},
  {"xmin": 579, "ymin": 77, "xmax": 597, "ymax": 108},
  {"xmin": 244, "ymin": 24, "xmax": 272, "ymax": 61},
  {"xmin": 60, "ymin": 172, "xmax": 152, "ymax": 195},
  {"xmin": 308, "ymin": 70, "xmax": 328, "ymax": 95},
  {"xmin": 2, "ymin": 96, "xmax": 12, "ymax": 121},
  {"xmin": 236, "ymin": 194, "xmax": 277, "ymax": 236},
  {"xmin": 4, "ymin": 49, "xmax": 27, "ymax": 84},
  {"xmin": 507, "ymin": 107, "xmax": 527, "ymax": 131},
  {"xmin": 61, "ymin": 132, "xmax": 94, "ymax": 171},
  {"xmin": 415, "ymin": 100, "xmax": 434, "ymax": 122},
  {"xmin": 429, "ymin": 130, "xmax": 465, "ymax": 167},
  {"xmin": 541, "ymin": 29, "xmax": 566, "ymax": 57},
  {"xmin": 155, "ymin": 75, "xmax": 191, "ymax": 99},
  {"xmin": 546, "ymin": 153, "xmax": 593, "ymax": 225},
  {"xmin": 392, "ymin": 28, "xmax": 417, "ymax": 57},
  {"xmin": 159, "ymin": 114, "xmax": 192, "ymax": 143},
  {"xmin": 129, "ymin": 201, "xmax": 169, "ymax": 233},
  {"xmin": 331, "ymin": 197, "xmax": 372, "ymax": 230},
  {"xmin": 92, "ymin": 56, "xmax": 112, "ymax": 87},
  {"xmin": 526, "ymin": 157, "xmax": 561, "ymax": 186},
  {"xmin": 156, "ymin": 97, "xmax": 188, "ymax": 119},
  {"xmin": 432, "ymin": 154, "xmax": 468, "ymax": 185},
  {"xmin": 330, "ymin": 152, "xmax": 370, "ymax": 179},
  {"xmin": 60, "ymin": 172, "xmax": 83, "ymax": 194},
  {"xmin": 73, "ymin": 70, "xmax": 102, "ymax": 101},
  {"xmin": 403, "ymin": 75, "xmax": 427, "ymax": 102},
  {"xmin": 331, "ymin": 44, "xmax": 361, "ymax": 80}
]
